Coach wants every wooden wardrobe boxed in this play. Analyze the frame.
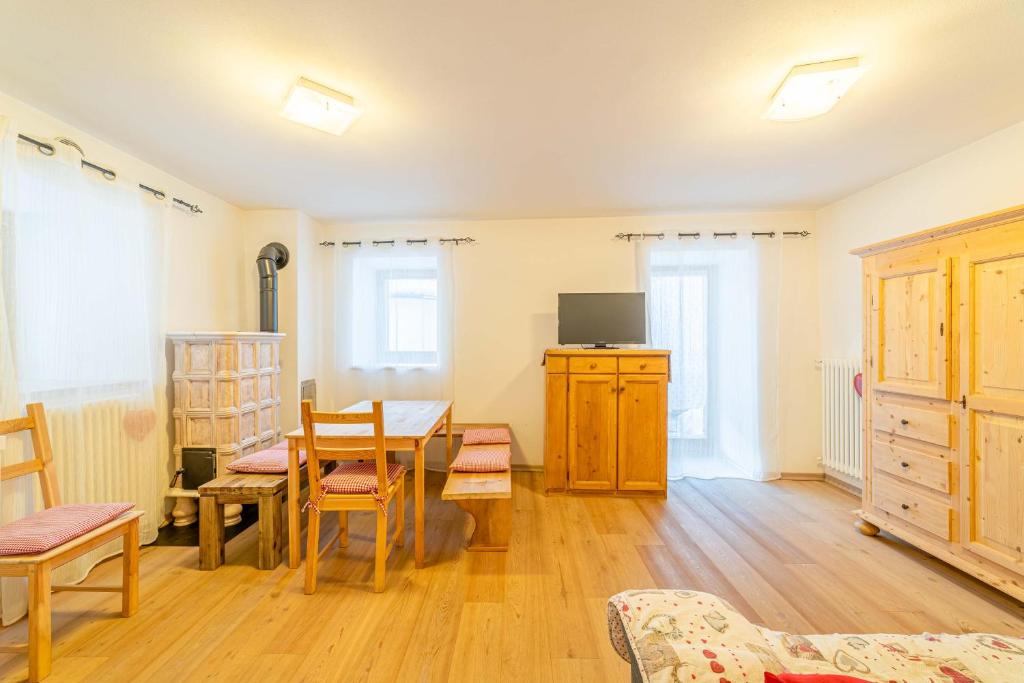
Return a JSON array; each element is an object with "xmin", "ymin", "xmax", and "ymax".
[
  {"xmin": 543, "ymin": 348, "xmax": 670, "ymax": 496},
  {"xmin": 853, "ymin": 204, "xmax": 1024, "ymax": 602}
]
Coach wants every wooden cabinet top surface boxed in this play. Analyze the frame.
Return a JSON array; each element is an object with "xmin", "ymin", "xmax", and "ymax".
[
  {"xmin": 544, "ymin": 348, "xmax": 670, "ymax": 357},
  {"xmin": 850, "ymin": 203, "xmax": 1024, "ymax": 258}
]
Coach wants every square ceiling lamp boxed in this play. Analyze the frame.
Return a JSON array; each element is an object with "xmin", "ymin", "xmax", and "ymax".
[
  {"xmin": 765, "ymin": 57, "xmax": 864, "ymax": 121},
  {"xmin": 281, "ymin": 77, "xmax": 361, "ymax": 135}
]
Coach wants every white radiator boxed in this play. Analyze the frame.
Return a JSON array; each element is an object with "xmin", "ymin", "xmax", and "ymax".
[{"xmin": 820, "ymin": 359, "xmax": 863, "ymax": 481}]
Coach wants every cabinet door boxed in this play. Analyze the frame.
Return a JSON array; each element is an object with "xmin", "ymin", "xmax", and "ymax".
[
  {"xmin": 960, "ymin": 242, "xmax": 1024, "ymax": 571},
  {"xmin": 872, "ymin": 259, "xmax": 950, "ymax": 399},
  {"xmin": 617, "ymin": 374, "xmax": 667, "ymax": 492},
  {"xmin": 567, "ymin": 374, "xmax": 618, "ymax": 491}
]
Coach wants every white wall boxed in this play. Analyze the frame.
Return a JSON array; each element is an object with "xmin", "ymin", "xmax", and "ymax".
[
  {"xmin": 326, "ymin": 212, "xmax": 822, "ymax": 474},
  {"xmin": 817, "ymin": 121, "xmax": 1024, "ymax": 360}
]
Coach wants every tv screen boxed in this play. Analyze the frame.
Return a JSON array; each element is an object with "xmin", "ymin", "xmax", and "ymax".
[{"xmin": 558, "ymin": 292, "xmax": 647, "ymax": 346}]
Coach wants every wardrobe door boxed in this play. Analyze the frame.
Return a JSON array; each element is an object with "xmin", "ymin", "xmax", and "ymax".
[
  {"xmin": 960, "ymin": 239, "xmax": 1024, "ymax": 571},
  {"xmin": 872, "ymin": 259, "xmax": 950, "ymax": 399},
  {"xmin": 567, "ymin": 373, "xmax": 618, "ymax": 491}
]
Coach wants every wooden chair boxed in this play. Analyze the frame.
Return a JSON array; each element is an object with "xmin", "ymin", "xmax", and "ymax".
[
  {"xmin": 301, "ymin": 400, "xmax": 405, "ymax": 593},
  {"xmin": 0, "ymin": 403, "xmax": 143, "ymax": 682}
]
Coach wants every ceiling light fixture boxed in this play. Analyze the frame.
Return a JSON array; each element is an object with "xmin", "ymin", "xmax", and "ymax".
[
  {"xmin": 281, "ymin": 77, "xmax": 361, "ymax": 135},
  {"xmin": 764, "ymin": 57, "xmax": 864, "ymax": 121}
]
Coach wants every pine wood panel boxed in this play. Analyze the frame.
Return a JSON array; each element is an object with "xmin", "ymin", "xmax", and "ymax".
[
  {"xmin": 616, "ymin": 374, "xmax": 667, "ymax": 492},
  {"xmin": 874, "ymin": 260, "xmax": 949, "ymax": 399},
  {"xmin": 962, "ymin": 246, "xmax": 1024, "ymax": 573},
  {"xmin": 4, "ymin": 475, "xmax": 1023, "ymax": 682},
  {"xmin": 567, "ymin": 374, "xmax": 618, "ymax": 491},
  {"xmin": 543, "ymin": 372, "xmax": 568, "ymax": 492}
]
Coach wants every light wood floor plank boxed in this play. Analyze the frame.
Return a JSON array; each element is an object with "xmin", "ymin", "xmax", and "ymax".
[{"xmin": 0, "ymin": 473, "xmax": 1020, "ymax": 682}]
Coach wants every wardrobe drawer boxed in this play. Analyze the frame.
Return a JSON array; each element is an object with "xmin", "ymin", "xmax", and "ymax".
[
  {"xmin": 872, "ymin": 475, "xmax": 953, "ymax": 541},
  {"xmin": 619, "ymin": 356, "xmax": 668, "ymax": 374},
  {"xmin": 872, "ymin": 395, "xmax": 952, "ymax": 447},
  {"xmin": 872, "ymin": 435, "xmax": 952, "ymax": 494},
  {"xmin": 569, "ymin": 356, "xmax": 617, "ymax": 374}
]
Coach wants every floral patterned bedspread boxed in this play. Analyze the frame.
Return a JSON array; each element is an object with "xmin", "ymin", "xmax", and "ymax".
[{"xmin": 607, "ymin": 590, "xmax": 1024, "ymax": 683}]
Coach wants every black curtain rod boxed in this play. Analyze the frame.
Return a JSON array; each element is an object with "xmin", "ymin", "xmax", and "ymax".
[
  {"xmin": 16, "ymin": 133, "xmax": 203, "ymax": 214},
  {"xmin": 319, "ymin": 237, "xmax": 477, "ymax": 247},
  {"xmin": 616, "ymin": 230, "xmax": 811, "ymax": 241}
]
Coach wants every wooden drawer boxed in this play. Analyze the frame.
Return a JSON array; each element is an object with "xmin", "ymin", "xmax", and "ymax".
[
  {"xmin": 872, "ymin": 475, "xmax": 952, "ymax": 540},
  {"xmin": 872, "ymin": 394, "xmax": 951, "ymax": 447},
  {"xmin": 569, "ymin": 356, "xmax": 617, "ymax": 374},
  {"xmin": 546, "ymin": 356, "xmax": 568, "ymax": 373},
  {"xmin": 872, "ymin": 434, "xmax": 952, "ymax": 494},
  {"xmin": 619, "ymin": 356, "xmax": 668, "ymax": 375}
]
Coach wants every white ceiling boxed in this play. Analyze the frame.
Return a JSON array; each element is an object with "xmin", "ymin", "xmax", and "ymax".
[{"xmin": 1, "ymin": 0, "xmax": 1022, "ymax": 221}]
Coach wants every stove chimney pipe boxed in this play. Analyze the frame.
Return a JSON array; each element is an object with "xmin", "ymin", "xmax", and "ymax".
[{"xmin": 256, "ymin": 242, "xmax": 289, "ymax": 332}]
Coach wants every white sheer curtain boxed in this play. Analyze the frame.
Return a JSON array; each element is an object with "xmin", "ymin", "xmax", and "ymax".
[
  {"xmin": 334, "ymin": 242, "xmax": 454, "ymax": 406},
  {"xmin": 637, "ymin": 236, "xmax": 781, "ymax": 481},
  {"xmin": 0, "ymin": 120, "xmax": 165, "ymax": 625}
]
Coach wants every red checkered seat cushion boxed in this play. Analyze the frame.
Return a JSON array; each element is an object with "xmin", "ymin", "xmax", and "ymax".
[
  {"xmin": 462, "ymin": 427, "xmax": 511, "ymax": 445},
  {"xmin": 226, "ymin": 447, "xmax": 306, "ymax": 474},
  {"xmin": 320, "ymin": 462, "xmax": 406, "ymax": 495},
  {"xmin": 450, "ymin": 444, "xmax": 511, "ymax": 473},
  {"xmin": 0, "ymin": 503, "xmax": 136, "ymax": 556}
]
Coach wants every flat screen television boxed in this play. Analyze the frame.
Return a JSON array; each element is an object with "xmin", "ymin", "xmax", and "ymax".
[{"xmin": 558, "ymin": 292, "xmax": 647, "ymax": 347}]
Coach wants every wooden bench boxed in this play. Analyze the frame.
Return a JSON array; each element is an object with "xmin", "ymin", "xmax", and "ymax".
[
  {"xmin": 441, "ymin": 442, "xmax": 512, "ymax": 552},
  {"xmin": 198, "ymin": 473, "xmax": 289, "ymax": 570}
]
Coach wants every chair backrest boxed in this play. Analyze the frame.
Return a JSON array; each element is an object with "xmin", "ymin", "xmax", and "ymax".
[
  {"xmin": 0, "ymin": 402, "xmax": 62, "ymax": 508},
  {"xmin": 300, "ymin": 400, "xmax": 388, "ymax": 497}
]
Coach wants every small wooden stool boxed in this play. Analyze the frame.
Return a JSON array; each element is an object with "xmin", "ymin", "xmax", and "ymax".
[{"xmin": 198, "ymin": 472, "xmax": 288, "ymax": 570}]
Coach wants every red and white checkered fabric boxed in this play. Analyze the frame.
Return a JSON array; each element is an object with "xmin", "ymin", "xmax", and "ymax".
[
  {"xmin": 462, "ymin": 427, "xmax": 511, "ymax": 445},
  {"xmin": 304, "ymin": 462, "xmax": 405, "ymax": 515},
  {"xmin": 450, "ymin": 444, "xmax": 511, "ymax": 473},
  {"xmin": 320, "ymin": 462, "xmax": 405, "ymax": 495},
  {"xmin": 0, "ymin": 503, "xmax": 135, "ymax": 556},
  {"xmin": 226, "ymin": 447, "xmax": 306, "ymax": 474}
]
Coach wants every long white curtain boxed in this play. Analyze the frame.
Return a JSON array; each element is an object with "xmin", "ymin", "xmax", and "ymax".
[
  {"xmin": 637, "ymin": 236, "xmax": 782, "ymax": 481},
  {"xmin": 333, "ymin": 242, "xmax": 455, "ymax": 406},
  {"xmin": 0, "ymin": 120, "xmax": 165, "ymax": 624}
]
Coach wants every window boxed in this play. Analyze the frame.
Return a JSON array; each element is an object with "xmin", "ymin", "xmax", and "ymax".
[
  {"xmin": 378, "ymin": 269, "xmax": 438, "ymax": 365},
  {"xmin": 350, "ymin": 253, "xmax": 441, "ymax": 368}
]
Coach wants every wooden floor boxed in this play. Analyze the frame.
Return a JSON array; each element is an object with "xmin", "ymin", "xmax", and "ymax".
[{"xmin": 2, "ymin": 472, "xmax": 1022, "ymax": 682}]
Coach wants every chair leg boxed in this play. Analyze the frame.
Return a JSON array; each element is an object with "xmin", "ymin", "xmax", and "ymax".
[
  {"xmin": 373, "ymin": 508, "xmax": 387, "ymax": 593},
  {"xmin": 28, "ymin": 564, "xmax": 51, "ymax": 682},
  {"xmin": 198, "ymin": 494, "xmax": 225, "ymax": 571},
  {"xmin": 394, "ymin": 478, "xmax": 405, "ymax": 548},
  {"xmin": 338, "ymin": 511, "xmax": 348, "ymax": 549},
  {"xmin": 304, "ymin": 509, "xmax": 321, "ymax": 595},
  {"xmin": 122, "ymin": 517, "xmax": 140, "ymax": 617}
]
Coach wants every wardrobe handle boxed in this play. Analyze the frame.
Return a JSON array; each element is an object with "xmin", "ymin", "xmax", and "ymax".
[
  {"xmin": 590, "ymin": 362, "xmax": 597, "ymax": 369},
  {"xmin": 899, "ymin": 461, "xmax": 910, "ymax": 469},
  {"xmin": 901, "ymin": 503, "xmax": 910, "ymax": 510},
  {"xmin": 639, "ymin": 363, "xmax": 647, "ymax": 369},
  {"xmin": 900, "ymin": 418, "xmax": 909, "ymax": 426}
]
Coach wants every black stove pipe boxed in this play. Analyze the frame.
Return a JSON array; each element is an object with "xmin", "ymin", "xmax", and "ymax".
[{"xmin": 257, "ymin": 242, "xmax": 290, "ymax": 332}]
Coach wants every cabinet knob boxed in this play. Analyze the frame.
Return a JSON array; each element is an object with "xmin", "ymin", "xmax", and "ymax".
[
  {"xmin": 900, "ymin": 461, "xmax": 910, "ymax": 468},
  {"xmin": 639, "ymin": 363, "xmax": 647, "ymax": 369},
  {"xmin": 900, "ymin": 418, "xmax": 909, "ymax": 426},
  {"xmin": 610, "ymin": 386, "xmax": 616, "ymax": 393},
  {"xmin": 901, "ymin": 503, "xmax": 910, "ymax": 510},
  {"xmin": 619, "ymin": 386, "xmax": 625, "ymax": 393},
  {"xmin": 590, "ymin": 363, "xmax": 597, "ymax": 369}
]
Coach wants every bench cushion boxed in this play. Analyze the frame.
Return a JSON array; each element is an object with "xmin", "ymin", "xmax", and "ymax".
[
  {"xmin": 320, "ymin": 462, "xmax": 405, "ymax": 495},
  {"xmin": 451, "ymin": 444, "xmax": 511, "ymax": 472},
  {"xmin": 462, "ymin": 427, "xmax": 511, "ymax": 445},
  {"xmin": 226, "ymin": 447, "xmax": 306, "ymax": 473},
  {"xmin": 0, "ymin": 503, "xmax": 135, "ymax": 556}
]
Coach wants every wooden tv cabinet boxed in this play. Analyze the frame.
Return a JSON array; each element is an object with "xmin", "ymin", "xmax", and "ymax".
[{"xmin": 543, "ymin": 348, "xmax": 670, "ymax": 496}]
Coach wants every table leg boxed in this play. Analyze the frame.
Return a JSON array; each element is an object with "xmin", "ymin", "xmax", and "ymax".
[
  {"xmin": 415, "ymin": 439, "xmax": 425, "ymax": 568},
  {"xmin": 445, "ymin": 408, "xmax": 453, "ymax": 468},
  {"xmin": 287, "ymin": 440, "xmax": 301, "ymax": 569}
]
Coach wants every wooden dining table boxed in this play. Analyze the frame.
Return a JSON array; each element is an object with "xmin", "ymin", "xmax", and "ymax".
[{"xmin": 283, "ymin": 399, "xmax": 453, "ymax": 569}]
